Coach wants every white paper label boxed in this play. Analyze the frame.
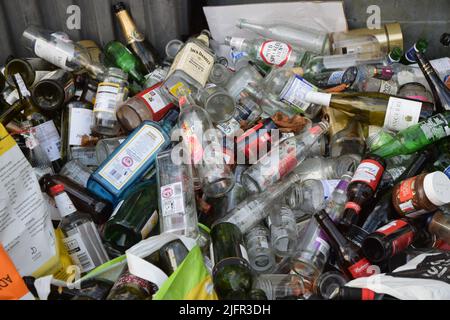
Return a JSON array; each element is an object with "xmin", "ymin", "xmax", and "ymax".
[
  {"xmin": 34, "ymin": 121, "xmax": 61, "ymax": 162},
  {"xmin": 379, "ymin": 80, "xmax": 398, "ymax": 95},
  {"xmin": 257, "ymin": 41, "xmax": 292, "ymax": 67},
  {"xmin": 62, "ymin": 232, "xmax": 95, "ymax": 273},
  {"xmin": 140, "ymin": 87, "xmax": 168, "ymax": 114},
  {"xmin": 60, "ymin": 162, "xmax": 91, "ymax": 188},
  {"xmin": 34, "ymin": 39, "xmax": 75, "ymax": 70},
  {"xmin": 70, "ymin": 147, "xmax": 98, "ymax": 167},
  {"xmin": 140, "ymin": 210, "xmax": 159, "ymax": 239},
  {"xmin": 315, "ymin": 237, "xmax": 331, "ymax": 256},
  {"xmin": 240, "ymin": 244, "xmax": 250, "ymax": 263},
  {"xmin": 14, "ymin": 74, "xmax": 31, "ymax": 97},
  {"xmin": 5, "ymin": 89, "xmax": 19, "ymax": 105},
  {"xmin": 99, "ymin": 125, "xmax": 165, "ymax": 189},
  {"xmin": 69, "ymin": 108, "xmax": 93, "ymax": 146},
  {"xmin": 280, "ymin": 75, "xmax": 317, "ymax": 113},
  {"xmin": 160, "ymin": 182, "xmax": 185, "ymax": 217},
  {"xmin": 93, "ymin": 83, "xmax": 120, "ymax": 114},
  {"xmin": 54, "ymin": 192, "xmax": 77, "ymax": 217},
  {"xmin": 0, "ymin": 140, "xmax": 57, "ymax": 276},
  {"xmin": 384, "ymin": 97, "xmax": 422, "ymax": 132}
]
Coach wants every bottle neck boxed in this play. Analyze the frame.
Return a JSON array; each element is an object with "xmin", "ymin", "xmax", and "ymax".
[
  {"xmin": 238, "ymin": 19, "xmax": 265, "ymax": 34},
  {"xmin": 115, "ymin": 9, "xmax": 143, "ymax": 45},
  {"xmin": 315, "ymin": 210, "xmax": 351, "ymax": 251}
]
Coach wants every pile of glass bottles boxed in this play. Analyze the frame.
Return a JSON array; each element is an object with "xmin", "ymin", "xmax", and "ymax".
[{"xmin": 1, "ymin": 2, "xmax": 450, "ymax": 301}]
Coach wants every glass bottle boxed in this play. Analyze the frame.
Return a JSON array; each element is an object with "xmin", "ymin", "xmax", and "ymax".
[
  {"xmin": 4, "ymin": 57, "xmax": 54, "ymax": 87},
  {"xmin": 254, "ymin": 274, "xmax": 305, "ymax": 300},
  {"xmin": 196, "ymin": 85, "xmax": 236, "ymax": 124},
  {"xmin": 104, "ymin": 41, "xmax": 146, "ymax": 84},
  {"xmin": 308, "ymin": 66, "xmax": 358, "ymax": 90},
  {"xmin": 225, "ymin": 63, "xmax": 264, "ymax": 102},
  {"xmin": 50, "ymin": 184, "xmax": 109, "ymax": 275},
  {"xmin": 382, "ymin": 47, "xmax": 403, "ymax": 66},
  {"xmin": 102, "ymin": 179, "xmax": 159, "ymax": 253},
  {"xmin": 22, "ymin": 25, "xmax": 106, "ymax": 79},
  {"xmin": 87, "ymin": 110, "xmax": 178, "ymax": 204},
  {"xmin": 143, "ymin": 66, "xmax": 169, "ymax": 89},
  {"xmin": 60, "ymin": 160, "xmax": 93, "ymax": 188},
  {"xmin": 31, "ymin": 70, "xmax": 75, "ymax": 113},
  {"xmin": 209, "ymin": 63, "xmax": 233, "ymax": 87},
  {"xmin": 340, "ymin": 155, "xmax": 386, "ymax": 228},
  {"xmin": 241, "ymin": 122, "xmax": 329, "ymax": 194},
  {"xmin": 427, "ymin": 211, "xmax": 450, "ymax": 245},
  {"xmin": 287, "ymin": 179, "xmax": 341, "ymax": 214},
  {"xmin": 291, "ymin": 173, "xmax": 352, "ymax": 289},
  {"xmin": 314, "ymin": 210, "xmax": 372, "ymax": 279},
  {"xmin": 245, "ymin": 224, "xmax": 276, "ymax": 274},
  {"xmin": 397, "ymin": 82, "xmax": 433, "ymax": 102},
  {"xmin": 112, "ymin": 2, "xmax": 159, "ymax": 73},
  {"xmin": 303, "ymin": 91, "xmax": 435, "ymax": 132},
  {"xmin": 175, "ymin": 89, "xmax": 235, "ymax": 198},
  {"xmin": 400, "ymin": 39, "xmax": 428, "ymax": 65},
  {"xmin": 92, "ymin": 67, "xmax": 129, "ymax": 136},
  {"xmin": 156, "ymin": 150, "xmax": 199, "ymax": 240},
  {"xmin": 106, "ymin": 270, "xmax": 157, "ymax": 300},
  {"xmin": 267, "ymin": 206, "xmax": 298, "ymax": 257},
  {"xmin": 415, "ymin": 51, "xmax": 450, "ymax": 111},
  {"xmin": 40, "ymin": 174, "xmax": 113, "ymax": 225},
  {"xmin": 164, "ymin": 30, "xmax": 215, "ymax": 97},
  {"xmin": 433, "ymin": 152, "xmax": 450, "ymax": 178},
  {"xmin": 313, "ymin": 271, "xmax": 349, "ymax": 300},
  {"xmin": 215, "ymin": 172, "xmax": 302, "ymax": 235},
  {"xmin": 116, "ymin": 83, "xmax": 175, "ymax": 132},
  {"xmin": 373, "ymin": 112, "xmax": 450, "ymax": 159},
  {"xmin": 329, "ymin": 118, "xmax": 366, "ymax": 158},
  {"xmin": 291, "ymin": 155, "xmax": 359, "ymax": 182},
  {"xmin": 358, "ymin": 78, "xmax": 399, "ymax": 95},
  {"xmin": 211, "ymin": 222, "xmax": 253, "ymax": 300},
  {"xmin": 95, "ymin": 136, "xmax": 126, "ymax": 165}
]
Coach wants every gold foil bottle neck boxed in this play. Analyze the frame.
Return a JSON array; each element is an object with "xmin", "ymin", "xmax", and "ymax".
[{"xmin": 345, "ymin": 22, "xmax": 404, "ymax": 52}]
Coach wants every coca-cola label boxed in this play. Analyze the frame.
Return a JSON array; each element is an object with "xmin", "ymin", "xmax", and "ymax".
[
  {"xmin": 351, "ymin": 159, "xmax": 384, "ymax": 191},
  {"xmin": 396, "ymin": 177, "xmax": 417, "ymax": 214},
  {"xmin": 258, "ymin": 41, "xmax": 292, "ymax": 67},
  {"xmin": 348, "ymin": 258, "xmax": 373, "ymax": 279},
  {"xmin": 376, "ymin": 220, "xmax": 414, "ymax": 255},
  {"xmin": 376, "ymin": 219, "xmax": 409, "ymax": 236}
]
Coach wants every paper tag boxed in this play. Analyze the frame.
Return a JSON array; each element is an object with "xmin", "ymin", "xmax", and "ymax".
[
  {"xmin": 5, "ymin": 89, "xmax": 19, "ymax": 105},
  {"xmin": 99, "ymin": 125, "xmax": 165, "ymax": 190},
  {"xmin": 160, "ymin": 182, "xmax": 185, "ymax": 217},
  {"xmin": 34, "ymin": 120, "xmax": 61, "ymax": 162},
  {"xmin": 280, "ymin": 75, "xmax": 317, "ymax": 113},
  {"xmin": 69, "ymin": 108, "xmax": 93, "ymax": 146},
  {"xmin": 384, "ymin": 97, "xmax": 422, "ymax": 132},
  {"xmin": 54, "ymin": 192, "xmax": 77, "ymax": 217},
  {"xmin": 62, "ymin": 232, "xmax": 96, "ymax": 273},
  {"xmin": 378, "ymin": 80, "xmax": 398, "ymax": 95},
  {"xmin": 258, "ymin": 40, "xmax": 292, "ymax": 67}
]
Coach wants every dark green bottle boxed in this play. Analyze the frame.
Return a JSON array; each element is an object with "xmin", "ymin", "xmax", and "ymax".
[
  {"xmin": 102, "ymin": 179, "xmax": 159, "ymax": 254},
  {"xmin": 400, "ymin": 39, "xmax": 428, "ymax": 65},
  {"xmin": 104, "ymin": 41, "xmax": 146, "ymax": 84},
  {"xmin": 211, "ymin": 222, "xmax": 253, "ymax": 300}
]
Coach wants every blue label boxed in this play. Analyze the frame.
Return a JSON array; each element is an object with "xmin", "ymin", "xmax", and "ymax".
[
  {"xmin": 405, "ymin": 45, "xmax": 418, "ymax": 63},
  {"xmin": 444, "ymin": 165, "xmax": 450, "ymax": 178}
]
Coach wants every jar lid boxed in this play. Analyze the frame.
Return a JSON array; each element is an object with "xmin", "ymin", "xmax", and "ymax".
[{"xmin": 423, "ymin": 172, "xmax": 450, "ymax": 206}]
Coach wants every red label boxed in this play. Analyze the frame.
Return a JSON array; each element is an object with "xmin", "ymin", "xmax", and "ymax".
[
  {"xmin": 351, "ymin": 159, "xmax": 385, "ymax": 191},
  {"xmin": 137, "ymin": 83, "xmax": 174, "ymax": 121},
  {"xmin": 348, "ymin": 258, "xmax": 373, "ymax": 279},
  {"xmin": 392, "ymin": 231, "xmax": 415, "ymax": 255},
  {"xmin": 259, "ymin": 40, "xmax": 292, "ymax": 67},
  {"xmin": 278, "ymin": 151, "xmax": 298, "ymax": 178},
  {"xmin": 376, "ymin": 219, "xmax": 409, "ymax": 236},
  {"xmin": 345, "ymin": 202, "xmax": 362, "ymax": 214},
  {"xmin": 362, "ymin": 288, "xmax": 376, "ymax": 301},
  {"xmin": 398, "ymin": 177, "xmax": 416, "ymax": 203}
]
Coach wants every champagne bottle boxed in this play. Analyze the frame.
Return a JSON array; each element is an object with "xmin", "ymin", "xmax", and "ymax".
[
  {"xmin": 415, "ymin": 51, "xmax": 450, "ymax": 112},
  {"xmin": 304, "ymin": 91, "xmax": 435, "ymax": 132},
  {"xmin": 113, "ymin": 2, "xmax": 159, "ymax": 73}
]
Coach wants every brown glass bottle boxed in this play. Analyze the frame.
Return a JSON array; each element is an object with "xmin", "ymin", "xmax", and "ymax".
[
  {"xmin": 341, "ymin": 155, "xmax": 386, "ymax": 228},
  {"xmin": 39, "ymin": 174, "xmax": 113, "ymax": 225},
  {"xmin": 427, "ymin": 211, "xmax": 450, "ymax": 244}
]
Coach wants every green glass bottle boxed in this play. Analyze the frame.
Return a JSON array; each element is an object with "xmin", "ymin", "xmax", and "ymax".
[
  {"xmin": 102, "ymin": 179, "xmax": 159, "ymax": 254},
  {"xmin": 211, "ymin": 222, "xmax": 253, "ymax": 300},
  {"xmin": 104, "ymin": 41, "xmax": 146, "ymax": 84},
  {"xmin": 400, "ymin": 39, "xmax": 428, "ymax": 65},
  {"xmin": 373, "ymin": 112, "xmax": 450, "ymax": 159},
  {"xmin": 384, "ymin": 47, "xmax": 403, "ymax": 65}
]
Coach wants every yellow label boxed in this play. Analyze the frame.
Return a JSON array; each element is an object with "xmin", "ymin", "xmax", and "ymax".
[
  {"xmin": 0, "ymin": 124, "xmax": 16, "ymax": 157},
  {"xmin": 52, "ymin": 229, "xmax": 75, "ymax": 281},
  {"xmin": 169, "ymin": 82, "xmax": 191, "ymax": 98}
]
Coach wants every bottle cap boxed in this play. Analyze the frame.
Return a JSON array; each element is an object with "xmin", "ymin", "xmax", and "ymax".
[
  {"xmin": 423, "ymin": 172, "xmax": 450, "ymax": 206},
  {"xmin": 112, "ymin": 2, "xmax": 126, "ymax": 13},
  {"xmin": 304, "ymin": 91, "xmax": 332, "ymax": 107},
  {"xmin": 49, "ymin": 184, "xmax": 65, "ymax": 196}
]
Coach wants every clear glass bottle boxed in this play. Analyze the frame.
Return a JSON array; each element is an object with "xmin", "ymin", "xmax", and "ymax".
[
  {"xmin": 397, "ymin": 83, "xmax": 433, "ymax": 102},
  {"xmin": 156, "ymin": 150, "xmax": 199, "ymax": 240},
  {"xmin": 209, "ymin": 63, "xmax": 233, "ymax": 87},
  {"xmin": 267, "ymin": 207, "xmax": 298, "ymax": 257},
  {"xmin": 253, "ymin": 274, "xmax": 306, "ymax": 300},
  {"xmin": 225, "ymin": 63, "xmax": 264, "ymax": 102},
  {"xmin": 196, "ymin": 85, "xmax": 236, "ymax": 124},
  {"xmin": 92, "ymin": 67, "xmax": 129, "ymax": 136},
  {"xmin": 50, "ymin": 184, "xmax": 109, "ymax": 275},
  {"xmin": 291, "ymin": 155, "xmax": 359, "ymax": 182},
  {"xmin": 241, "ymin": 122, "xmax": 329, "ymax": 194},
  {"xmin": 22, "ymin": 25, "xmax": 106, "ymax": 79},
  {"xmin": 60, "ymin": 160, "xmax": 93, "ymax": 188},
  {"xmin": 329, "ymin": 118, "xmax": 366, "ymax": 158},
  {"xmin": 245, "ymin": 224, "xmax": 276, "ymax": 274},
  {"xmin": 95, "ymin": 136, "xmax": 126, "ymax": 165}
]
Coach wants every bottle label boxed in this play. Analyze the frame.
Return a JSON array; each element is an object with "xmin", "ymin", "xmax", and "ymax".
[
  {"xmin": 348, "ymin": 258, "xmax": 372, "ymax": 279},
  {"xmin": 112, "ymin": 271, "xmax": 157, "ymax": 296},
  {"xmin": 137, "ymin": 85, "xmax": 172, "ymax": 120},
  {"xmin": 378, "ymin": 80, "xmax": 398, "ymax": 95},
  {"xmin": 444, "ymin": 165, "xmax": 450, "ymax": 179},
  {"xmin": 62, "ymin": 231, "xmax": 96, "ymax": 273},
  {"xmin": 279, "ymin": 75, "xmax": 317, "ymax": 113},
  {"xmin": 375, "ymin": 220, "xmax": 414, "ymax": 255},
  {"xmin": 327, "ymin": 71, "xmax": 345, "ymax": 86},
  {"xmin": 396, "ymin": 177, "xmax": 417, "ymax": 214},
  {"xmin": 93, "ymin": 83, "xmax": 121, "ymax": 113},
  {"xmin": 71, "ymin": 147, "xmax": 98, "ymax": 167},
  {"xmin": 99, "ymin": 125, "xmax": 165, "ymax": 190},
  {"xmin": 160, "ymin": 182, "xmax": 186, "ymax": 217},
  {"xmin": 14, "ymin": 74, "xmax": 31, "ymax": 98},
  {"xmin": 257, "ymin": 40, "xmax": 292, "ymax": 67},
  {"xmin": 54, "ymin": 192, "xmax": 77, "ymax": 217},
  {"xmin": 419, "ymin": 114, "xmax": 450, "ymax": 141},
  {"xmin": 351, "ymin": 159, "xmax": 384, "ymax": 191},
  {"xmin": 33, "ymin": 120, "xmax": 62, "ymax": 162},
  {"xmin": 320, "ymin": 180, "xmax": 340, "ymax": 201},
  {"xmin": 405, "ymin": 45, "xmax": 419, "ymax": 63},
  {"xmin": 140, "ymin": 210, "xmax": 159, "ymax": 239},
  {"xmin": 146, "ymin": 68, "xmax": 168, "ymax": 85},
  {"xmin": 69, "ymin": 108, "xmax": 93, "ymax": 146},
  {"xmin": 61, "ymin": 162, "xmax": 91, "ymax": 188},
  {"xmin": 217, "ymin": 118, "xmax": 241, "ymax": 137},
  {"xmin": 167, "ymin": 42, "xmax": 214, "ymax": 87},
  {"xmin": 34, "ymin": 38, "xmax": 75, "ymax": 71},
  {"xmin": 384, "ymin": 97, "xmax": 422, "ymax": 132},
  {"xmin": 314, "ymin": 236, "xmax": 331, "ymax": 256},
  {"xmin": 376, "ymin": 219, "xmax": 409, "ymax": 235},
  {"xmin": 5, "ymin": 89, "xmax": 20, "ymax": 105}
]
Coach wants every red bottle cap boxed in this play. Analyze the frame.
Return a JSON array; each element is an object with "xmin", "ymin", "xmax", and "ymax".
[{"xmin": 49, "ymin": 184, "xmax": 65, "ymax": 196}]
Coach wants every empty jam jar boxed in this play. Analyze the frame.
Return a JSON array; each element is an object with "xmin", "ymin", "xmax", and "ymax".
[{"xmin": 392, "ymin": 171, "xmax": 450, "ymax": 218}]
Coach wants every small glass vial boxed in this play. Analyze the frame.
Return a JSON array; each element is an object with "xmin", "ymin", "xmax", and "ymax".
[
  {"xmin": 92, "ymin": 67, "xmax": 129, "ymax": 136},
  {"xmin": 245, "ymin": 224, "xmax": 276, "ymax": 274},
  {"xmin": 267, "ymin": 207, "xmax": 298, "ymax": 257},
  {"xmin": 156, "ymin": 150, "xmax": 199, "ymax": 239}
]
